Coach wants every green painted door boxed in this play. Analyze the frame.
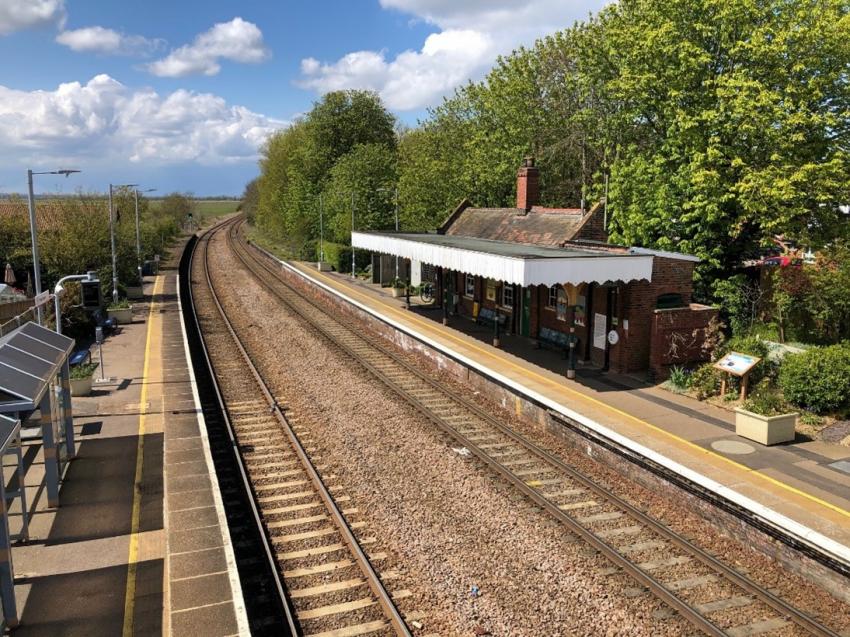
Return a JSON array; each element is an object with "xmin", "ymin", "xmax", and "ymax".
[{"xmin": 521, "ymin": 287, "xmax": 531, "ymax": 337}]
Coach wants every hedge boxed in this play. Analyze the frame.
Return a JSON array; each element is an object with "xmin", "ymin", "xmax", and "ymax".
[{"xmin": 778, "ymin": 344, "xmax": 850, "ymax": 414}]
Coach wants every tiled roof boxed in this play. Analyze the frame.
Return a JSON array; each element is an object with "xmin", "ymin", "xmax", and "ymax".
[{"xmin": 443, "ymin": 205, "xmax": 592, "ymax": 247}]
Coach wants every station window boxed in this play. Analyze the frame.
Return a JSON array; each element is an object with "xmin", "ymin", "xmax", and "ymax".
[
  {"xmin": 465, "ymin": 274, "xmax": 475, "ymax": 297},
  {"xmin": 502, "ymin": 284, "xmax": 514, "ymax": 308},
  {"xmin": 547, "ymin": 285, "xmax": 559, "ymax": 308}
]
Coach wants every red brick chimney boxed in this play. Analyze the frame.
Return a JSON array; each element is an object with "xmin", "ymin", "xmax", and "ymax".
[{"xmin": 516, "ymin": 157, "xmax": 539, "ymax": 211}]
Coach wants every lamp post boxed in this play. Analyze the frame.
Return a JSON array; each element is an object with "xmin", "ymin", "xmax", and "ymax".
[
  {"xmin": 26, "ymin": 168, "xmax": 80, "ymax": 324},
  {"xmin": 134, "ymin": 188, "xmax": 156, "ymax": 284},
  {"xmin": 350, "ymin": 192, "xmax": 356, "ymax": 279},
  {"xmin": 53, "ymin": 271, "xmax": 99, "ymax": 335},
  {"xmin": 377, "ymin": 186, "xmax": 400, "ymax": 278},
  {"xmin": 109, "ymin": 183, "xmax": 138, "ymax": 303}
]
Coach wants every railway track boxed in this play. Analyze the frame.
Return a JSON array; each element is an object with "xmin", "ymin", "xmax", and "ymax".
[
  {"xmin": 190, "ymin": 220, "xmax": 413, "ymax": 637},
  {"xmin": 224, "ymin": 216, "xmax": 842, "ymax": 637}
]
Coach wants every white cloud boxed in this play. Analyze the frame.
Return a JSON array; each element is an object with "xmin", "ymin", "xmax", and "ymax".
[
  {"xmin": 298, "ymin": 0, "xmax": 605, "ymax": 111},
  {"xmin": 0, "ymin": 0, "xmax": 65, "ymax": 35},
  {"xmin": 147, "ymin": 17, "xmax": 270, "ymax": 78},
  {"xmin": 0, "ymin": 74, "xmax": 285, "ymax": 166},
  {"xmin": 56, "ymin": 26, "xmax": 164, "ymax": 56}
]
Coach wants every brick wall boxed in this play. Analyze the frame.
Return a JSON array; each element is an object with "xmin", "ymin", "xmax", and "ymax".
[
  {"xmin": 649, "ymin": 304, "xmax": 719, "ymax": 380},
  {"xmin": 573, "ymin": 204, "xmax": 608, "ymax": 243},
  {"xmin": 621, "ymin": 257, "xmax": 697, "ymax": 373}
]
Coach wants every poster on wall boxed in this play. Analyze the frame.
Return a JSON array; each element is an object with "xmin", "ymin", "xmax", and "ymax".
[
  {"xmin": 556, "ymin": 288, "xmax": 567, "ymax": 321},
  {"xmin": 574, "ymin": 295, "xmax": 586, "ymax": 326},
  {"xmin": 486, "ymin": 279, "xmax": 496, "ymax": 301},
  {"xmin": 593, "ymin": 313, "xmax": 607, "ymax": 349}
]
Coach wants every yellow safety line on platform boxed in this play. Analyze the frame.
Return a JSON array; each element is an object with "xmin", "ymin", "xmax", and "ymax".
[
  {"xmin": 304, "ymin": 265, "xmax": 850, "ymax": 521},
  {"xmin": 122, "ymin": 275, "xmax": 162, "ymax": 637}
]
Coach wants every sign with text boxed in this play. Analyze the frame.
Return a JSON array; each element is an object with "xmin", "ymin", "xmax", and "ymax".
[
  {"xmin": 593, "ymin": 313, "xmax": 607, "ymax": 349},
  {"xmin": 714, "ymin": 351, "xmax": 761, "ymax": 377},
  {"xmin": 33, "ymin": 291, "xmax": 50, "ymax": 307}
]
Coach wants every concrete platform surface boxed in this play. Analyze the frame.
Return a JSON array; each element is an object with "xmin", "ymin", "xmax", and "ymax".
[
  {"xmin": 282, "ymin": 258, "xmax": 850, "ymax": 569},
  {"xmin": 8, "ymin": 251, "xmax": 247, "ymax": 636}
]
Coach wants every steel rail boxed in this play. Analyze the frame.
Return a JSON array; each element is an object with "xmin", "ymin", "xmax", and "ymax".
[
  {"xmin": 230, "ymin": 217, "xmax": 840, "ymax": 637},
  {"xmin": 187, "ymin": 221, "xmax": 299, "ymax": 635},
  {"xmin": 200, "ymin": 219, "xmax": 412, "ymax": 637}
]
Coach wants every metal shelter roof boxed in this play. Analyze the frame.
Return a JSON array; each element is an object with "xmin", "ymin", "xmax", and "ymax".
[
  {"xmin": 0, "ymin": 322, "xmax": 73, "ymax": 413},
  {"xmin": 352, "ymin": 231, "xmax": 656, "ymax": 286},
  {"xmin": 0, "ymin": 413, "xmax": 19, "ymax": 452}
]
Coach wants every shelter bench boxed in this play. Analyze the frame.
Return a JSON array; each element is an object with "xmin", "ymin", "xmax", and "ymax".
[
  {"xmin": 477, "ymin": 307, "xmax": 507, "ymax": 329},
  {"xmin": 537, "ymin": 326, "xmax": 573, "ymax": 357}
]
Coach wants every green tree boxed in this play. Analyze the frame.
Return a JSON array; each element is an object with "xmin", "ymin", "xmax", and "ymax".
[{"xmin": 322, "ymin": 143, "xmax": 398, "ymax": 242}]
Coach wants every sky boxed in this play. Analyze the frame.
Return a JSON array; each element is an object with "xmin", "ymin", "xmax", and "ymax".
[{"xmin": 0, "ymin": 0, "xmax": 606, "ymax": 196}]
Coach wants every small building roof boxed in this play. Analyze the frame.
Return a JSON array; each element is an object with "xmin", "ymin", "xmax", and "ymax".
[
  {"xmin": 440, "ymin": 203, "xmax": 598, "ymax": 247},
  {"xmin": 352, "ymin": 231, "xmax": 655, "ymax": 287}
]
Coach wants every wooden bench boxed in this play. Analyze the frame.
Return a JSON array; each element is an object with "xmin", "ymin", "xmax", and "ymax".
[{"xmin": 477, "ymin": 307, "xmax": 507, "ymax": 328}]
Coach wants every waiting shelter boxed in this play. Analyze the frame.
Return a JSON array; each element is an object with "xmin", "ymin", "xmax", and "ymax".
[
  {"xmin": 353, "ymin": 158, "xmax": 718, "ymax": 377},
  {"xmin": 0, "ymin": 322, "xmax": 76, "ymax": 510}
]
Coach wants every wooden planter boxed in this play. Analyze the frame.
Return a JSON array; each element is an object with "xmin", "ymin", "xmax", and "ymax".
[
  {"xmin": 390, "ymin": 287, "xmax": 405, "ymax": 298},
  {"xmin": 126, "ymin": 285, "xmax": 144, "ymax": 300},
  {"xmin": 316, "ymin": 261, "xmax": 333, "ymax": 272},
  {"xmin": 108, "ymin": 307, "xmax": 133, "ymax": 324},
  {"xmin": 734, "ymin": 408, "xmax": 798, "ymax": 445},
  {"xmin": 70, "ymin": 376, "xmax": 93, "ymax": 397}
]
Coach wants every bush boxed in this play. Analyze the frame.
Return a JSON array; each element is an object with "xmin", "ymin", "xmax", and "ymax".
[
  {"xmin": 70, "ymin": 362, "xmax": 98, "ymax": 380},
  {"xmin": 778, "ymin": 344, "xmax": 850, "ymax": 414},
  {"xmin": 742, "ymin": 384, "xmax": 789, "ymax": 417},
  {"xmin": 690, "ymin": 363, "xmax": 720, "ymax": 400}
]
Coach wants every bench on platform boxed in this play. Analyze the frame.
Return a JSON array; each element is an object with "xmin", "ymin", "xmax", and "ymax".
[
  {"xmin": 477, "ymin": 307, "xmax": 507, "ymax": 329},
  {"xmin": 537, "ymin": 326, "xmax": 573, "ymax": 357}
]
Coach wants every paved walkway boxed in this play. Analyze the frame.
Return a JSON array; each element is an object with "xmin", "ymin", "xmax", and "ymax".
[
  {"xmin": 9, "ymin": 242, "xmax": 246, "ymax": 635},
  {"xmin": 285, "ymin": 260, "xmax": 850, "ymax": 569}
]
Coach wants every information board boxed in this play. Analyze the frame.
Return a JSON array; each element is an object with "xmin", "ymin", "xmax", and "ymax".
[
  {"xmin": 714, "ymin": 351, "xmax": 761, "ymax": 377},
  {"xmin": 593, "ymin": 313, "xmax": 607, "ymax": 349}
]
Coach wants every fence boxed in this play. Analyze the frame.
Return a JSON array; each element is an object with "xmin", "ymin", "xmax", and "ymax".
[{"xmin": 0, "ymin": 307, "xmax": 37, "ymax": 338}]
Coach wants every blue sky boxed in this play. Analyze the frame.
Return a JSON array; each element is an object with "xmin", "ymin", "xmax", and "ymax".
[{"xmin": 0, "ymin": 0, "xmax": 605, "ymax": 196}]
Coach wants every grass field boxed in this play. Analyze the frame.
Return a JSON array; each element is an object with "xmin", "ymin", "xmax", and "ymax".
[{"xmin": 194, "ymin": 200, "xmax": 241, "ymax": 218}]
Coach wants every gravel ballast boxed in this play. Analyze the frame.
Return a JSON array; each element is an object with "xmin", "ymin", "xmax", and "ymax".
[{"xmin": 199, "ymin": 227, "xmax": 850, "ymax": 636}]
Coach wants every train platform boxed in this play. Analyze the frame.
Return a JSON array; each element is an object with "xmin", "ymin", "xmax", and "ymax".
[
  {"xmin": 8, "ymin": 247, "xmax": 248, "ymax": 635},
  {"xmin": 275, "ymin": 257, "xmax": 850, "ymax": 577}
]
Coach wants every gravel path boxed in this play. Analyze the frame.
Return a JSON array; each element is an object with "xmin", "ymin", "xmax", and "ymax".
[{"xmin": 203, "ymin": 227, "xmax": 850, "ymax": 636}]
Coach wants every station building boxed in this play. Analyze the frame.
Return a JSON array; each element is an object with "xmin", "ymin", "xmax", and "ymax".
[{"xmin": 353, "ymin": 159, "xmax": 717, "ymax": 378}]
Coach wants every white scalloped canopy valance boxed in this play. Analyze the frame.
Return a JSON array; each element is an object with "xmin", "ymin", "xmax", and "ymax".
[{"xmin": 352, "ymin": 232, "xmax": 654, "ymax": 286}]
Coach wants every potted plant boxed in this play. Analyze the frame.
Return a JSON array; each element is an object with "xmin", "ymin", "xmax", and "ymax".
[
  {"xmin": 69, "ymin": 362, "xmax": 98, "ymax": 397},
  {"xmin": 107, "ymin": 298, "xmax": 133, "ymax": 324},
  {"xmin": 388, "ymin": 278, "xmax": 407, "ymax": 298},
  {"xmin": 734, "ymin": 386, "xmax": 798, "ymax": 445}
]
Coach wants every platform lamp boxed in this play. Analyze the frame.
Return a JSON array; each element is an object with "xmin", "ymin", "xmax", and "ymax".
[
  {"xmin": 26, "ymin": 168, "xmax": 80, "ymax": 324},
  {"xmin": 109, "ymin": 183, "xmax": 138, "ymax": 303},
  {"xmin": 53, "ymin": 271, "xmax": 99, "ymax": 335},
  {"xmin": 134, "ymin": 188, "xmax": 156, "ymax": 284},
  {"xmin": 376, "ymin": 186, "xmax": 400, "ymax": 278}
]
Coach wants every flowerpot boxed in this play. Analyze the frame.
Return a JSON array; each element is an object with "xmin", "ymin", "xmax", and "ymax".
[
  {"xmin": 390, "ymin": 287, "xmax": 405, "ymax": 298},
  {"xmin": 126, "ymin": 285, "xmax": 144, "ymax": 300},
  {"xmin": 70, "ymin": 376, "xmax": 93, "ymax": 397},
  {"xmin": 108, "ymin": 307, "xmax": 133, "ymax": 324},
  {"xmin": 734, "ymin": 407, "xmax": 798, "ymax": 445}
]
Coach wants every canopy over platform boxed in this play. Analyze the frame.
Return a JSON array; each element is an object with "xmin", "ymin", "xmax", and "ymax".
[
  {"xmin": 0, "ymin": 322, "xmax": 74, "ymax": 413},
  {"xmin": 352, "ymin": 231, "xmax": 657, "ymax": 286}
]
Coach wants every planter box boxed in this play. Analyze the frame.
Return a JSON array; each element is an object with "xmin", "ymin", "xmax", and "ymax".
[
  {"xmin": 734, "ymin": 407, "xmax": 798, "ymax": 445},
  {"xmin": 390, "ymin": 287, "xmax": 405, "ymax": 298},
  {"xmin": 108, "ymin": 307, "xmax": 133, "ymax": 324},
  {"xmin": 70, "ymin": 376, "xmax": 93, "ymax": 397},
  {"xmin": 126, "ymin": 285, "xmax": 144, "ymax": 300},
  {"xmin": 316, "ymin": 261, "xmax": 333, "ymax": 272}
]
